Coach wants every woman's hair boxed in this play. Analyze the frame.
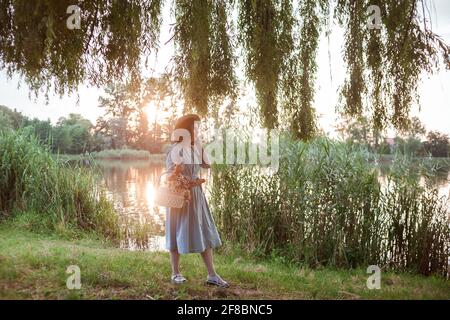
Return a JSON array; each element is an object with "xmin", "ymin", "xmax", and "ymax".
[{"xmin": 171, "ymin": 114, "xmax": 201, "ymax": 144}]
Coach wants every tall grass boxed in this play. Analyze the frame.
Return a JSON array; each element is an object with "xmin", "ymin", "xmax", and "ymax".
[
  {"xmin": 0, "ymin": 130, "xmax": 120, "ymax": 240},
  {"xmin": 210, "ymin": 136, "xmax": 450, "ymax": 276}
]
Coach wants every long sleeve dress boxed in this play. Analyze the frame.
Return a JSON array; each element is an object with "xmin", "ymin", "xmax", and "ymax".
[{"xmin": 165, "ymin": 143, "xmax": 222, "ymax": 254}]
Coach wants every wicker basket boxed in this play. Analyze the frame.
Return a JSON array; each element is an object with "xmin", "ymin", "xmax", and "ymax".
[{"xmin": 154, "ymin": 172, "xmax": 186, "ymax": 209}]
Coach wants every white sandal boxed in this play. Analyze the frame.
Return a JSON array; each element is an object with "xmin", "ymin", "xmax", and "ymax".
[
  {"xmin": 206, "ymin": 274, "xmax": 229, "ymax": 288},
  {"xmin": 171, "ymin": 273, "xmax": 187, "ymax": 284}
]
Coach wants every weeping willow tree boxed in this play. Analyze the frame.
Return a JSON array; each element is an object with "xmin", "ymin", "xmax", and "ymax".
[{"xmin": 0, "ymin": 0, "xmax": 449, "ymax": 139}]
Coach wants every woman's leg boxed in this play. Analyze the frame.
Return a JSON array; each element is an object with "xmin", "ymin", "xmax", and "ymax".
[
  {"xmin": 200, "ymin": 247, "xmax": 216, "ymax": 276},
  {"xmin": 201, "ymin": 248, "xmax": 229, "ymax": 287},
  {"xmin": 170, "ymin": 250, "xmax": 181, "ymax": 275}
]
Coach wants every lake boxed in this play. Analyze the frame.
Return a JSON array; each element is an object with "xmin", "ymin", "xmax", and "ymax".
[{"xmin": 94, "ymin": 159, "xmax": 450, "ymax": 252}]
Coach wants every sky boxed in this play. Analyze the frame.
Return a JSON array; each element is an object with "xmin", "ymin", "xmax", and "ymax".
[{"xmin": 0, "ymin": 0, "xmax": 449, "ymax": 137}]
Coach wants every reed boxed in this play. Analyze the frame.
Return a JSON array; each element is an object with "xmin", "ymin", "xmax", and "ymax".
[
  {"xmin": 210, "ymin": 136, "xmax": 450, "ymax": 276},
  {"xmin": 0, "ymin": 130, "xmax": 121, "ymax": 240}
]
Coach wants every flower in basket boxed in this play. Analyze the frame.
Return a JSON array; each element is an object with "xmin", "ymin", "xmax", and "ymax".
[
  {"xmin": 167, "ymin": 164, "xmax": 192, "ymax": 201},
  {"xmin": 167, "ymin": 164, "xmax": 206, "ymax": 202}
]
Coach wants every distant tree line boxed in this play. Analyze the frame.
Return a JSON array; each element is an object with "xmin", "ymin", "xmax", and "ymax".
[
  {"xmin": 337, "ymin": 116, "xmax": 450, "ymax": 158},
  {"xmin": 0, "ymin": 105, "xmax": 171, "ymax": 154}
]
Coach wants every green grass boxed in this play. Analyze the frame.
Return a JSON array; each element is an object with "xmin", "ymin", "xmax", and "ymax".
[{"xmin": 0, "ymin": 225, "xmax": 448, "ymax": 300}]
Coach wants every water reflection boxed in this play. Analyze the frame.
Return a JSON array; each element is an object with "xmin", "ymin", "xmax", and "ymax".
[
  {"xmin": 376, "ymin": 159, "xmax": 450, "ymax": 200},
  {"xmin": 97, "ymin": 161, "xmax": 166, "ymax": 251}
]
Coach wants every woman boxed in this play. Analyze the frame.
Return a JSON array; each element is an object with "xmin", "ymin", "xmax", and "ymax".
[{"xmin": 165, "ymin": 114, "xmax": 229, "ymax": 288}]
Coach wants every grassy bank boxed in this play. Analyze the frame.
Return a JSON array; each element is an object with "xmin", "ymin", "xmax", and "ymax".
[
  {"xmin": 1, "ymin": 225, "xmax": 449, "ymax": 300},
  {"xmin": 90, "ymin": 149, "xmax": 165, "ymax": 162},
  {"xmin": 56, "ymin": 151, "xmax": 165, "ymax": 164}
]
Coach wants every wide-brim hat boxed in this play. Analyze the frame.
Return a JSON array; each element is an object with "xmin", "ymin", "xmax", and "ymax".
[{"xmin": 174, "ymin": 114, "xmax": 201, "ymax": 130}]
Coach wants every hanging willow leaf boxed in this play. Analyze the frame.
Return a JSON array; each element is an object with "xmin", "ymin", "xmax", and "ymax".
[
  {"xmin": 174, "ymin": 0, "xmax": 236, "ymax": 116},
  {"xmin": 174, "ymin": 0, "xmax": 210, "ymax": 115},
  {"xmin": 0, "ymin": 0, "xmax": 162, "ymax": 98},
  {"xmin": 290, "ymin": 0, "xmax": 328, "ymax": 140},
  {"xmin": 366, "ymin": 0, "xmax": 386, "ymax": 131},
  {"xmin": 209, "ymin": 0, "xmax": 237, "ymax": 100},
  {"xmin": 336, "ymin": 0, "xmax": 367, "ymax": 118},
  {"xmin": 336, "ymin": 0, "xmax": 450, "ymax": 132},
  {"xmin": 238, "ymin": 0, "xmax": 282, "ymax": 129},
  {"xmin": 238, "ymin": 0, "xmax": 326, "ymax": 138}
]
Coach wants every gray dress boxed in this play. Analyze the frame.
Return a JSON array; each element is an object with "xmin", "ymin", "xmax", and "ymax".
[{"xmin": 165, "ymin": 144, "xmax": 222, "ymax": 254}]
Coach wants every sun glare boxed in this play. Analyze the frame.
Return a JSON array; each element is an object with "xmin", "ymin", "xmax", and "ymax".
[
  {"xmin": 146, "ymin": 181, "xmax": 156, "ymax": 207},
  {"xmin": 145, "ymin": 102, "xmax": 159, "ymax": 123}
]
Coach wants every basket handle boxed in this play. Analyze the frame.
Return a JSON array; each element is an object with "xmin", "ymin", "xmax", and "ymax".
[{"xmin": 157, "ymin": 171, "xmax": 172, "ymax": 187}]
